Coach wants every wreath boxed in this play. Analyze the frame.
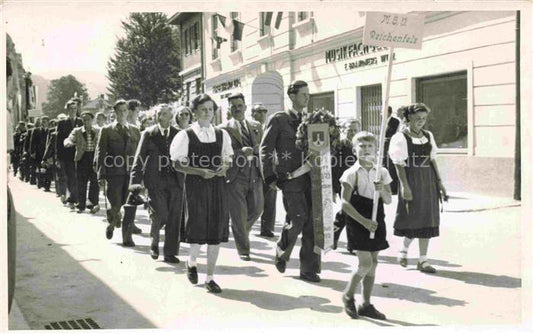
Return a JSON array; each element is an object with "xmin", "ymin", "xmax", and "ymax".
[{"xmin": 295, "ymin": 108, "xmax": 342, "ymax": 155}]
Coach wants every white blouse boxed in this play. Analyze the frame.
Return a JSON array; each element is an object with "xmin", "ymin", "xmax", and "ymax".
[
  {"xmin": 388, "ymin": 130, "xmax": 438, "ymax": 167},
  {"xmin": 169, "ymin": 122, "xmax": 234, "ymax": 163},
  {"xmin": 340, "ymin": 161, "xmax": 393, "ymax": 200}
]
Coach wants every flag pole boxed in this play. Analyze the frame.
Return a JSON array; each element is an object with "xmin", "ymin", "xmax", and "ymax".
[{"xmin": 370, "ymin": 46, "xmax": 394, "ymax": 239}]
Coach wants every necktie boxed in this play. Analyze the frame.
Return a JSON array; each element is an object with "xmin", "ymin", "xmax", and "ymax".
[
  {"xmin": 239, "ymin": 120, "xmax": 252, "ymax": 147},
  {"xmin": 297, "ymin": 113, "xmax": 302, "ymax": 123},
  {"xmin": 163, "ymin": 128, "xmax": 168, "ymax": 139}
]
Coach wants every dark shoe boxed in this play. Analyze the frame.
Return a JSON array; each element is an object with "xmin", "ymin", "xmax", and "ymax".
[
  {"xmin": 122, "ymin": 240, "xmax": 136, "ymax": 247},
  {"xmin": 76, "ymin": 208, "xmax": 85, "ymax": 214},
  {"xmin": 187, "ymin": 264, "xmax": 198, "ymax": 284},
  {"xmin": 205, "ymin": 280, "xmax": 222, "ymax": 293},
  {"xmin": 239, "ymin": 254, "xmax": 251, "ymax": 261},
  {"xmin": 44, "ymin": 188, "xmax": 50, "ymax": 192},
  {"xmin": 150, "ymin": 244, "xmax": 159, "ymax": 260},
  {"xmin": 275, "ymin": 254, "xmax": 286, "ymax": 273},
  {"xmin": 106, "ymin": 225, "xmax": 114, "ymax": 240},
  {"xmin": 300, "ymin": 272, "xmax": 321, "ymax": 283},
  {"xmin": 260, "ymin": 230, "xmax": 275, "ymax": 237},
  {"xmin": 342, "ymin": 295, "xmax": 359, "ymax": 319},
  {"xmin": 164, "ymin": 255, "xmax": 180, "ymax": 263},
  {"xmin": 398, "ymin": 251, "xmax": 408, "ymax": 267},
  {"xmin": 358, "ymin": 303, "xmax": 386, "ymax": 320},
  {"xmin": 417, "ymin": 261, "xmax": 437, "ymax": 273},
  {"xmin": 132, "ymin": 225, "xmax": 142, "ymax": 234},
  {"xmin": 332, "ymin": 239, "xmax": 338, "ymax": 250},
  {"xmin": 89, "ymin": 205, "xmax": 100, "ymax": 214},
  {"xmin": 68, "ymin": 203, "xmax": 76, "ymax": 211}
]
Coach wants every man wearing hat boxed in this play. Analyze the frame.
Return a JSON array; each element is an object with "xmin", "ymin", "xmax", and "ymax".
[
  {"xmin": 129, "ymin": 104, "xmax": 184, "ymax": 261},
  {"xmin": 260, "ymin": 80, "xmax": 321, "ymax": 283},
  {"xmin": 219, "ymin": 92, "xmax": 264, "ymax": 261},
  {"xmin": 56, "ymin": 100, "xmax": 83, "ymax": 208},
  {"xmin": 252, "ymin": 104, "xmax": 276, "ymax": 238},
  {"xmin": 30, "ymin": 115, "xmax": 52, "ymax": 191},
  {"xmin": 95, "ymin": 99, "xmax": 141, "ymax": 244},
  {"xmin": 64, "ymin": 111, "xmax": 100, "ymax": 214}
]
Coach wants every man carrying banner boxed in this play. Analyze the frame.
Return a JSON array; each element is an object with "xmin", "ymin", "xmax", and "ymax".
[{"xmin": 260, "ymin": 80, "xmax": 321, "ymax": 283}]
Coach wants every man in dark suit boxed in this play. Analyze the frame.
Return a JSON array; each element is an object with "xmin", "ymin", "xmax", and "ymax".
[
  {"xmin": 56, "ymin": 100, "xmax": 83, "ymax": 209},
  {"xmin": 26, "ymin": 118, "xmax": 40, "ymax": 185},
  {"xmin": 252, "ymin": 104, "xmax": 277, "ymax": 238},
  {"xmin": 12, "ymin": 121, "xmax": 26, "ymax": 177},
  {"xmin": 64, "ymin": 111, "xmax": 100, "ymax": 214},
  {"xmin": 219, "ymin": 93, "xmax": 264, "ymax": 261},
  {"xmin": 129, "ymin": 104, "xmax": 184, "ymax": 262},
  {"xmin": 30, "ymin": 116, "xmax": 52, "ymax": 191},
  {"xmin": 260, "ymin": 80, "xmax": 321, "ymax": 283},
  {"xmin": 20, "ymin": 123, "xmax": 34, "ymax": 182},
  {"xmin": 95, "ymin": 99, "xmax": 141, "ymax": 245}
]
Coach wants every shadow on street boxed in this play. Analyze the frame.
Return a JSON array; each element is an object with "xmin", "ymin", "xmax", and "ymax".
[{"xmin": 12, "ymin": 211, "xmax": 155, "ymax": 330}]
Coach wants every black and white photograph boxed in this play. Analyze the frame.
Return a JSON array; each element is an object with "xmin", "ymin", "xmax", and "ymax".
[{"xmin": 2, "ymin": 0, "xmax": 532, "ymax": 332}]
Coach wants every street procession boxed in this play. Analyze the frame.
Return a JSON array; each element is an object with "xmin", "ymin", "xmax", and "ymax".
[{"xmin": 4, "ymin": 3, "xmax": 529, "ymax": 331}]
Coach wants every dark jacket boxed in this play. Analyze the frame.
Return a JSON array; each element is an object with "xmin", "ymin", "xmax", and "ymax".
[
  {"xmin": 56, "ymin": 117, "xmax": 83, "ymax": 161},
  {"xmin": 95, "ymin": 122, "xmax": 141, "ymax": 178},
  {"xmin": 260, "ymin": 110, "xmax": 307, "ymax": 191},
  {"xmin": 129, "ymin": 125, "xmax": 184, "ymax": 189},
  {"xmin": 30, "ymin": 127, "xmax": 50, "ymax": 162},
  {"xmin": 218, "ymin": 118, "xmax": 263, "ymax": 183}
]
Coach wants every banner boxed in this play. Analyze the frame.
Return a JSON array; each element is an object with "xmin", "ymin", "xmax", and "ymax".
[
  {"xmin": 232, "ymin": 19, "xmax": 244, "ymax": 41},
  {"xmin": 308, "ymin": 123, "xmax": 334, "ymax": 252},
  {"xmin": 363, "ymin": 12, "xmax": 425, "ymax": 49}
]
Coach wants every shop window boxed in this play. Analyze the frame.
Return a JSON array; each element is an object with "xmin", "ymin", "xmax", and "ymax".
[
  {"xmin": 309, "ymin": 91, "xmax": 334, "ymax": 114},
  {"xmin": 211, "ymin": 15, "xmax": 219, "ymax": 60},
  {"xmin": 416, "ymin": 71, "xmax": 467, "ymax": 149},
  {"xmin": 360, "ymin": 84, "xmax": 382, "ymax": 135},
  {"xmin": 260, "ymin": 12, "xmax": 271, "ymax": 37},
  {"xmin": 230, "ymin": 12, "xmax": 240, "ymax": 52}
]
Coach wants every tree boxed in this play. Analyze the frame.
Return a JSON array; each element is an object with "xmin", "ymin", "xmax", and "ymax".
[
  {"xmin": 106, "ymin": 13, "xmax": 181, "ymax": 107},
  {"xmin": 42, "ymin": 75, "xmax": 89, "ymax": 117}
]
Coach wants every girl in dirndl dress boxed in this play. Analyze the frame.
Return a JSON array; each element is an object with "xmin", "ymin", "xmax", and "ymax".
[
  {"xmin": 170, "ymin": 94, "xmax": 234, "ymax": 293},
  {"xmin": 389, "ymin": 103, "xmax": 448, "ymax": 274}
]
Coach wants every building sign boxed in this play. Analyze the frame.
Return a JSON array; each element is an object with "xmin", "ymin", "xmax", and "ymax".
[
  {"xmin": 213, "ymin": 79, "xmax": 241, "ymax": 93},
  {"xmin": 363, "ymin": 12, "xmax": 425, "ymax": 49},
  {"xmin": 325, "ymin": 43, "xmax": 386, "ymax": 64},
  {"xmin": 343, "ymin": 52, "xmax": 395, "ymax": 71}
]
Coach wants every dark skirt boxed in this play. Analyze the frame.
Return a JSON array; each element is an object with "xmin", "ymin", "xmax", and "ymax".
[
  {"xmin": 345, "ymin": 194, "xmax": 389, "ymax": 252},
  {"xmin": 182, "ymin": 174, "xmax": 229, "ymax": 245},
  {"xmin": 394, "ymin": 163, "xmax": 440, "ymax": 239}
]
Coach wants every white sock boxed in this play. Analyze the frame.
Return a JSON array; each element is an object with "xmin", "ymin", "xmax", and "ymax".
[
  {"xmin": 419, "ymin": 255, "xmax": 427, "ymax": 263},
  {"xmin": 205, "ymin": 275, "xmax": 213, "ymax": 283}
]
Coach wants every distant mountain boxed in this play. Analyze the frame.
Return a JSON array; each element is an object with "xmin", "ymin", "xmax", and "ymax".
[{"xmin": 37, "ymin": 71, "xmax": 109, "ymax": 100}]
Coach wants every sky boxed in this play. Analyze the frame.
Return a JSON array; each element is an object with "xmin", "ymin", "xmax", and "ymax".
[{"xmin": 4, "ymin": 2, "xmax": 178, "ymax": 98}]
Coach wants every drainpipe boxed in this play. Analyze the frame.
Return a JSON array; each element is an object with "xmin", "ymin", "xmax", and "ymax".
[{"xmin": 513, "ymin": 11, "xmax": 521, "ymax": 201}]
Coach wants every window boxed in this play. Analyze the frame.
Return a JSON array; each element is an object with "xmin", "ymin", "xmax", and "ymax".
[
  {"xmin": 230, "ymin": 12, "xmax": 240, "ymax": 52},
  {"xmin": 193, "ymin": 22, "xmax": 199, "ymax": 51},
  {"xmin": 183, "ymin": 28, "xmax": 189, "ymax": 54},
  {"xmin": 211, "ymin": 15, "xmax": 219, "ymax": 60},
  {"xmin": 416, "ymin": 71, "xmax": 468, "ymax": 149},
  {"xmin": 360, "ymin": 84, "xmax": 382, "ymax": 135},
  {"xmin": 186, "ymin": 82, "xmax": 191, "ymax": 104},
  {"xmin": 309, "ymin": 92, "xmax": 334, "ymax": 114},
  {"xmin": 259, "ymin": 12, "xmax": 271, "ymax": 37},
  {"xmin": 195, "ymin": 78, "xmax": 202, "ymax": 95},
  {"xmin": 297, "ymin": 12, "xmax": 311, "ymax": 21}
]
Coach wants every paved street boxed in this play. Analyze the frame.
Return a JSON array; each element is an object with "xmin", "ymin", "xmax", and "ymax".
[{"xmin": 8, "ymin": 174, "xmax": 522, "ymax": 329}]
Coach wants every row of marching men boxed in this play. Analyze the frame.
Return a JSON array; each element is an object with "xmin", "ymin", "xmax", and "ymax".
[{"xmin": 12, "ymin": 80, "xmax": 447, "ymax": 321}]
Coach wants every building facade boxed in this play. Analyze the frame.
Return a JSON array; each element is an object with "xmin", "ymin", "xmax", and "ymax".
[{"xmin": 173, "ymin": 10, "xmax": 520, "ymax": 197}]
